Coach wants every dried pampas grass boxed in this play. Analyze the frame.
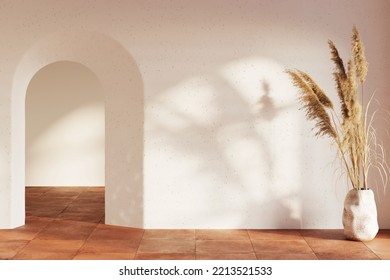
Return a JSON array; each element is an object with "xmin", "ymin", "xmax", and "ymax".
[
  {"xmin": 352, "ymin": 26, "xmax": 368, "ymax": 84},
  {"xmin": 287, "ymin": 26, "xmax": 388, "ymax": 191},
  {"xmin": 286, "ymin": 69, "xmax": 336, "ymax": 139}
]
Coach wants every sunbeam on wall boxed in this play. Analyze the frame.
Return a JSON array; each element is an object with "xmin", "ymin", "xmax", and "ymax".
[
  {"xmin": 145, "ymin": 57, "xmax": 309, "ymax": 228},
  {"xmin": 25, "ymin": 61, "xmax": 105, "ymax": 186}
]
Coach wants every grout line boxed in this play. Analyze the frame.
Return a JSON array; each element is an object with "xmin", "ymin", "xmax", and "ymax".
[
  {"xmin": 300, "ymin": 230, "xmax": 320, "ymax": 260},
  {"xmin": 56, "ymin": 190, "xmax": 84, "ymax": 217},
  {"xmin": 246, "ymin": 229, "xmax": 258, "ymax": 259},
  {"xmin": 10, "ymin": 240, "xmax": 31, "ymax": 260},
  {"xmin": 69, "ymin": 189, "xmax": 101, "ymax": 260},
  {"xmin": 133, "ymin": 228, "xmax": 146, "ymax": 260},
  {"xmin": 69, "ymin": 220, "xmax": 100, "ymax": 260},
  {"xmin": 361, "ymin": 241, "xmax": 382, "ymax": 260},
  {"xmin": 71, "ymin": 241, "xmax": 86, "ymax": 260}
]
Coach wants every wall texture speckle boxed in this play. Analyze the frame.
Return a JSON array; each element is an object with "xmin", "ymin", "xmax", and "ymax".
[{"xmin": 0, "ymin": 0, "xmax": 389, "ymax": 229}]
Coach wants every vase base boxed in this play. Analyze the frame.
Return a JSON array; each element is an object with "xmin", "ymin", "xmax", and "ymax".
[
  {"xmin": 342, "ymin": 189, "xmax": 379, "ymax": 242},
  {"xmin": 344, "ymin": 229, "xmax": 378, "ymax": 242}
]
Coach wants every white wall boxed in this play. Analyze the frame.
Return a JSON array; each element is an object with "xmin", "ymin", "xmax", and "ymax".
[
  {"xmin": 26, "ymin": 61, "xmax": 105, "ymax": 186},
  {"xmin": 0, "ymin": 0, "xmax": 389, "ymax": 229}
]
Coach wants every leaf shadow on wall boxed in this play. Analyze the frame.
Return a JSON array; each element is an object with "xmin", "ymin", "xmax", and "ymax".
[
  {"xmin": 242, "ymin": 79, "xmax": 301, "ymax": 229},
  {"xmin": 147, "ymin": 64, "xmax": 302, "ymax": 228}
]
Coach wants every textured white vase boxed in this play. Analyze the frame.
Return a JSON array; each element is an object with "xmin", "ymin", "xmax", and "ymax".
[{"xmin": 342, "ymin": 189, "xmax": 379, "ymax": 241}]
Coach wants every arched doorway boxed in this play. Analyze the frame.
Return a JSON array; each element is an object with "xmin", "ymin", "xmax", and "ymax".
[
  {"xmin": 3, "ymin": 31, "xmax": 144, "ymax": 229},
  {"xmin": 25, "ymin": 61, "xmax": 105, "ymax": 222},
  {"xmin": 26, "ymin": 61, "xmax": 105, "ymax": 187}
]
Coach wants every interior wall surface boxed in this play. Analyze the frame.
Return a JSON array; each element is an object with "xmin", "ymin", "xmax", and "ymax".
[
  {"xmin": 26, "ymin": 61, "xmax": 105, "ymax": 187},
  {"xmin": 0, "ymin": 0, "xmax": 389, "ymax": 229}
]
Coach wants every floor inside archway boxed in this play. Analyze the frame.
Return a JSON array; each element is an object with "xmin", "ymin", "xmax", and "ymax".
[
  {"xmin": 25, "ymin": 187, "xmax": 105, "ymax": 223},
  {"xmin": 0, "ymin": 187, "xmax": 389, "ymax": 260}
]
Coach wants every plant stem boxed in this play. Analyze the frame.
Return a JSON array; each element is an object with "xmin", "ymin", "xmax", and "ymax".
[
  {"xmin": 330, "ymin": 111, "xmax": 356, "ymax": 189},
  {"xmin": 361, "ymin": 82, "xmax": 367, "ymax": 190}
]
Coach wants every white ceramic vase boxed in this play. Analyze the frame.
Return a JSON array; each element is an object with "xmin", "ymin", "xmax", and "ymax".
[{"xmin": 342, "ymin": 189, "xmax": 379, "ymax": 241}]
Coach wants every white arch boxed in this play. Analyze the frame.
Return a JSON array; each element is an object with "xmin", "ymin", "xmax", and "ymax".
[{"xmin": 6, "ymin": 30, "xmax": 144, "ymax": 229}]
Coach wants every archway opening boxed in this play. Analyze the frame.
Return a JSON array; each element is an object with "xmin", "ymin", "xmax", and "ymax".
[
  {"xmin": 25, "ymin": 61, "xmax": 105, "ymax": 223},
  {"xmin": 2, "ymin": 30, "xmax": 144, "ymax": 229}
]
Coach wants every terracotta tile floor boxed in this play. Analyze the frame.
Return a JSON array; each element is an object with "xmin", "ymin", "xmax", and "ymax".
[{"xmin": 0, "ymin": 187, "xmax": 389, "ymax": 260}]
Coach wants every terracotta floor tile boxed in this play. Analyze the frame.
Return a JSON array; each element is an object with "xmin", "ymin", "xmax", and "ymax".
[
  {"xmin": 70, "ymin": 193, "xmax": 103, "ymax": 199},
  {"xmin": 27, "ymin": 202, "xmax": 70, "ymax": 209},
  {"xmin": 74, "ymin": 252, "xmax": 135, "ymax": 260},
  {"xmin": 77, "ymin": 193, "xmax": 104, "ymax": 199},
  {"xmin": 25, "ymin": 216, "xmax": 54, "ymax": 225},
  {"xmin": 67, "ymin": 205, "xmax": 104, "ymax": 211},
  {"xmin": 34, "ymin": 219, "xmax": 97, "ymax": 240},
  {"xmin": 80, "ymin": 239, "xmax": 140, "ymax": 254},
  {"xmin": 26, "ymin": 210, "xmax": 64, "ymax": 218},
  {"xmin": 88, "ymin": 224, "xmax": 144, "ymax": 240},
  {"xmin": 377, "ymin": 229, "xmax": 390, "ymax": 236},
  {"xmin": 143, "ymin": 230, "xmax": 195, "ymax": 240},
  {"xmin": 316, "ymin": 251, "xmax": 379, "ymax": 260},
  {"xmin": 135, "ymin": 253, "xmax": 196, "ymax": 260},
  {"xmin": 307, "ymin": 238, "xmax": 370, "ymax": 251},
  {"xmin": 66, "ymin": 200, "xmax": 104, "ymax": 206},
  {"xmin": 13, "ymin": 240, "xmax": 84, "ymax": 260},
  {"xmin": 373, "ymin": 230, "xmax": 390, "ymax": 240},
  {"xmin": 251, "ymin": 240, "xmax": 313, "ymax": 254},
  {"xmin": 307, "ymin": 239, "xmax": 380, "ymax": 260},
  {"xmin": 376, "ymin": 253, "xmax": 390, "ymax": 260},
  {"xmin": 27, "ymin": 204, "xmax": 71, "ymax": 211},
  {"xmin": 57, "ymin": 212, "xmax": 104, "ymax": 223},
  {"xmin": 196, "ymin": 253, "xmax": 257, "ymax": 260},
  {"xmin": 25, "ymin": 188, "xmax": 49, "ymax": 197},
  {"xmin": 363, "ymin": 238, "xmax": 390, "ymax": 255},
  {"xmin": 196, "ymin": 230, "xmax": 250, "ymax": 240},
  {"xmin": 79, "ymin": 190, "xmax": 104, "ymax": 195},
  {"xmin": 14, "ymin": 252, "xmax": 77, "ymax": 260},
  {"xmin": 196, "ymin": 240, "xmax": 253, "ymax": 254},
  {"xmin": 248, "ymin": 230, "xmax": 304, "ymax": 240},
  {"xmin": 0, "ymin": 240, "xmax": 29, "ymax": 259},
  {"xmin": 301, "ymin": 229, "xmax": 345, "ymax": 240},
  {"xmin": 25, "ymin": 187, "xmax": 104, "ymax": 224},
  {"xmin": 37, "ymin": 197, "xmax": 80, "ymax": 204},
  {"xmin": 0, "ymin": 217, "xmax": 51, "ymax": 240},
  {"xmin": 138, "ymin": 239, "xmax": 195, "ymax": 254},
  {"xmin": 40, "ymin": 193, "xmax": 80, "ymax": 199},
  {"xmin": 27, "ymin": 200, "xmax": 69, "ymax": 207},
  {"xmin": 26, "ymin": 193, "xmax": 44, "ymax": 198},
  {"xmin": 67, "ymin": 204, "xmax": 99, "ymax": 211},
  {"xmin": 256, "ymin": 252, "xmax": 318, "ymax": 260},
  {"xmin": 0, "ymin": 229, "xmax": 37, "ymax": 241},
  {"xmin": 86, "ymin": 187, "xmax": 105, "ymax": 192},
  {"xmin": 45, "ymin": 187, "xmax": 86, "ymax": 193},
  {"xmin": 26, "ymin": 209, "xmax": 65, "ymax": 216}
]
